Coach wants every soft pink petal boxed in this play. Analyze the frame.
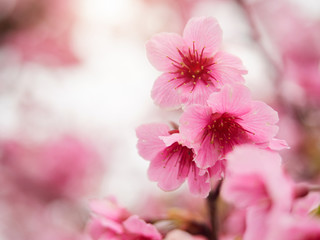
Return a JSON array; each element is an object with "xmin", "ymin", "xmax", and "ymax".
[
  {"xmin": 148, "ymin": 152, "xmax": 188, "ymax": 191},
  {"xmin": 244, "ymin": 207, "xmax": 269, "ymax": 240},
  {"xmin": 89, "ymin": 197, "xmax": 129, "ymax": 221},
  {"xmin": 123, "ymin": 215, "xmax": 162, "ymax": 240},
  {"xmin": 151, "ymin": 73, "xmax": 183, "ymax": 109},
  {"xmin": 179, "ymin": 81, "xmax": 217, "ymax": 107},
  {"xmin": 213, "ymin": 51, "xmax": 247, "ymax": 74},
  {"xmin": 187, "ymin": 165, "xmax": 211, "ymax": 198},
  {"xmin": 207, "ymin": 84, "xmax": 252, "ymax": 116},
  {"xmin": 183, "ymin": 17, "xmax": 222, "ymax": 56},
  {"xmin": 208, "ymin": 159, "xmax": 226, "ymax": 181},
  {"xmin": 99, "ymin": 218, "xmax": 124, "ymax": 234},
  {"xmin": 179, "ymin": 105, "xmax": 212, "ymax": 144},
  {"xmin": 160, "ymin": 133, "xmax": 181, "ymax": 147},
  {"xmin": 268, "ymin": 138, "xmax": 290, "ymax": 150},
  {"xmin": 239, "ymin": 101, "xmax": 279, "ymax": 143},
  {"xmin": 222, "ymin": 174, "xmax": 271, "ymax": 209},
  {"xmin": 146, "ymin": 32, "xmax": 185, "ymax": 72},
  {"xmin": 88, "ymin": 219, "xmax": 109, "ymax": 240},
  {"xmin": 88, "ymin": 218, "xmax": 123, "ymax": 240},
  {"xmin": 266, "ymin": 212, "xmax": 320, "ymax": 240},
  {"xmin": 136, "ymin": 123, "xmax": 170, "ymax": 161},
  {"xmin": 210, "ymin": 51, "xmax": 246, "ymax": 87},
  {"xmin": 194, "ymin": 136, "xmax": 220, "ymax": 169}
]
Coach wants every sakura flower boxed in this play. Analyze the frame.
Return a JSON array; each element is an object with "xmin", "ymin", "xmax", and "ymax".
[
  {"xmin": 88, "ymin": 197, "xmax": 162, "ymax": 240},
  {"xmin": 179, "ymin": 84, "xmax": 281, "ymax": 169},
  {"xmin": 221, "ymin": 145, "xmax": 295, "ymax": 240},
  {"xmin": 136, "ymin": 123, "xmax": 211, "ymax": 197},
  {"xmin": 221, "ymin": 145, "xmax": 294, "ymax": 212},
  {"xmin": 146, "ymin": 16, "xmax": 247, "ymax": 109}
]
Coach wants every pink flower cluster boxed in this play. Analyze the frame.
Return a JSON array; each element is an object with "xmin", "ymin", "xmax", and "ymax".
[
  {"xmin": 137, "ymin": 16, "xmax": 286, "ymax": 198},
  {"xmin": 221, "ymin": 145, "xmax": 320, "ymax": 240}
]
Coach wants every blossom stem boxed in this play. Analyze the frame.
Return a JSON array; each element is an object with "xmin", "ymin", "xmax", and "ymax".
[
  {"xmin": 309, "ymin": 185, "xmax": 320, "ymax": 192},
  {"xmin": 207, "ymin": 180, "xmax": 222, "ymax": 240}
]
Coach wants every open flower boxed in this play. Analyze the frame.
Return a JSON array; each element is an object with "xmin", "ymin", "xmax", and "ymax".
[
  {"xmin": 146, "ymin": 16, "xmax": 247, "ymax": 109},
  {"xmin": 221, "ymin": 145, "xmax": 295, "ymax": 240},
  {"xmin": 180, "ymin": 84, "xmax": 281, "ymax": 169},
  {"xmin": 136, "ymin": 123, "xmax": 211, "ymax": 197}
]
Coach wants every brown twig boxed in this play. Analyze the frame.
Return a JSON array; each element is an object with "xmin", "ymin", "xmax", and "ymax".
[{"xmin": 207, "ymin": 180, "xmax": 222, "ymax": 240}]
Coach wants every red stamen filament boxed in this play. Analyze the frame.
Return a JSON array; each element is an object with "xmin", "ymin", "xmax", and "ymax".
[
  {"xmin": 202, "ymin": 113, "xmax": 254, "ymax": 155},
  {"xmin": 167, "ymin": 41, "xmax": 216, "ymax": 92}
]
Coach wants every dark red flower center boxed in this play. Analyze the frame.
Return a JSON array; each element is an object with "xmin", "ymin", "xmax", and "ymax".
[
  {"xmin": 167, "ymin": 41, "xmax": 216, "ymax": 92},
  {"xmin": 202, "ymin": 112, "xmax": 254, "ymax": 155}
]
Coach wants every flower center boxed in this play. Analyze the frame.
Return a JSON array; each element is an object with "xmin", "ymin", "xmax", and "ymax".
[
  {"xmin": 202, "ymin": 112, "xmax": 254, "ymax": 155},
  {"xmin": 167, "ymin": 41, "xmax": 216, "ymax": 92}
]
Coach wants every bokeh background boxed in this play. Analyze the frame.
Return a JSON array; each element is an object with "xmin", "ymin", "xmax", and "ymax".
[{"xmin": 0, "ymin": 0, "xmax": 319, "ymax": 239}]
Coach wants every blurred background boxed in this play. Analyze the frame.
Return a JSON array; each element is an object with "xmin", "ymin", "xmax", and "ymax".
[{"xmin": 0, "ymin": 0, "xmax": 319, "ymax": 239}]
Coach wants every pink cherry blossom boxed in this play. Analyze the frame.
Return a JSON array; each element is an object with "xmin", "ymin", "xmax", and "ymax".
[
  {"xmin": 88, "ymin": 197, "xmax": 162, "ymax": 240},
  {"xmin": 221, "ymin": 145, "xmax": 296, "ymax": 240},
  {"xmin": 179, "ymin": 84, "xmax": 281, "ymax": 169},
  {"xmin": 221, "ymin": 145, "xmax": 294, "ymax": 212},
  {"xmin": 146, "ymin": 16, "xmax": 247, "ymax": 109},
  {"xmin": 136, "ymin": 123, "xmax": 211, "ymax": 197}
]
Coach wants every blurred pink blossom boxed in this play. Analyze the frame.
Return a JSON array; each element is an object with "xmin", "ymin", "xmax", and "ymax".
[
  {"xmin": 265, "ymin": 212, "xmax": 320, "ymax": 240},
  {"xmin": 88, "ymin": 197, "xmax": 162, "ymax": 240},
  {"xmin": 251, "ymin": 0, "xmax": 320, "ymax": 103},
  {"xmin": 146, "ymin": 16, "xmax": 246, "ymax": 109},
  {"xmin": 0, "ymin": 0, "xmax": 79, "ymax": 66},
  {"xmin": 221, "ymin": 145, "xmax": 294, "ymax": 240},
  {"xmin": 222, "ymin": 145, "xmax": 294, "ymax": 211},
  {"xmin": 0, "ymin": 135, "xmax": 103, "ymax": 200}
]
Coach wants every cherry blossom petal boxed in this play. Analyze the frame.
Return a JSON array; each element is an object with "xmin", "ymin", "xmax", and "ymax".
[
  {"xmin": 89, "ymin": 197, "xmax": 129, "ymax": 221},
  {"xmin": 136, "ymin": 123, "xmax": 170, "ymax": 161},
  {"xmin": 148, "ymin": 152, "xmax": 188, "ymax": 191},
  {"xmin": 146, "ymin": 33, "xmax": 185, "ymax": 72},
  {"xmin": 151, "ymin": 73, "xmax": 184, "ymax": 109},
  {"xmin": 239, "ymin": 101, "xmax": 279, "ymax": 143},
  {"xmin": 183, "ymin": 17, "xmax": 222, "ymax": 56},
  {"xmin": 194, "ymin": 136, "xmax": 220, "ymax": 169},
  {"xmin": 179, "ymin": 105, "xmax": 212, "ymax": 143},
  {"xmin": 187, "ymin": 165, "xmax": 211, "ymax": 198},
  {"xmin": 208, "ymin": 159, "xmax": 226, "ymax": 181},
  {"xmin": 179, "ymin": 82, "xmax": 217, "ymax": 107},
  {"xmin": 268, "ymin": 138, "xmax": 290, "ymax": 151},
  {"xmin": 123, "ymin": 215, "xmax": 162, "ymax": 240},
  {"xmin": 207, "ymin": 84, "xmax": 252, "ymax": 116}
]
